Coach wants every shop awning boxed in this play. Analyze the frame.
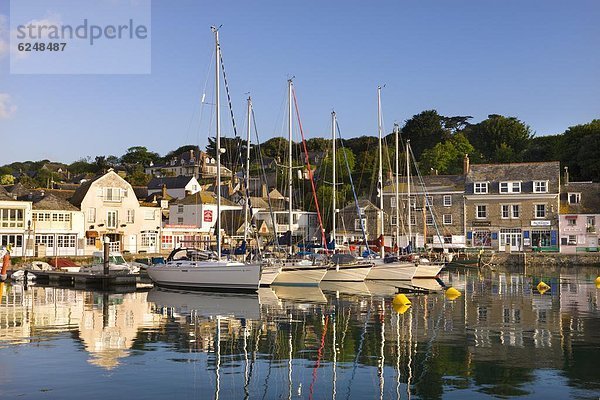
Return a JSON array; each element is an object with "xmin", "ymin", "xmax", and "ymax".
[
  {"xmin": 86, "ymin": 230, "xmax": 99, "ymax": 238},
  {"xmin": 565, "ymin": 215, "xmax": 578, "ymax": 220}
]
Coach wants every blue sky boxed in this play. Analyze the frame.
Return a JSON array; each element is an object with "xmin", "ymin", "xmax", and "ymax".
[{"xmin": 1, "ymin": 0, "xmax": 599, "ymax": 164}]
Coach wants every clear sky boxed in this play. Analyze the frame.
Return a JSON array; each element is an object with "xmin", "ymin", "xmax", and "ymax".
[{"xmin": 1, "ymin": 0, "xmax": 599, "ymax": 164}]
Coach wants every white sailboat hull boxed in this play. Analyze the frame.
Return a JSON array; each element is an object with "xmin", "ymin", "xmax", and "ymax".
[
  {"xmin": 366, "ymin": 260, "xmax": 416, "ymax": 281},
  {"xmin": 322, "ymin": 263, "xmax": 372, "ymax": 282},
  {"xmin": 414, "ymin": 263, "xmax": 444, "ymax": 278},
  {"xmin": 259, "ymin": 262, "xmax": 282, "ymax": 286},
  {"xmin": 272, "ymin": 264, "xmax": 327, "ymax": 286},
  {"xmin": 146, "ymin": 261, "xmax": 261, "ymax": 291}
]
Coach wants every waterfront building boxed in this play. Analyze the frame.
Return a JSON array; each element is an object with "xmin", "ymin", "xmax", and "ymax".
[
  {"xmin": 70, "ymin": 170, "xmax": 162, "ymax": 254},
  {"xmin": 382, "ymin": 174, "xmax": 466, "ymax": 250},
  {"xmin": 147, "ymin": 175, "xmax": 200, "ymax": 199},
  {"xmin": 558, "ymin": 178, "xmax": 600, "ymax": 253},
  {"xmin": 144, "ymin": 147, "xmax": 232, "ymax": 179},
  {"xmin": 464, "ymin": 161, "xmax": 561, "ymax": 252},
  {"xmin": 334, "ymin": 199, "xmax": 384, "ymax": 245},
  {"xmin": 0, "ymin": 191, "xmax": 32, "ymax": 256}
]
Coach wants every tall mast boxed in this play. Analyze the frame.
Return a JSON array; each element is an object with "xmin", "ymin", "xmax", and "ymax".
[
  {"xmin": 394, "ymin": 123, "xmax": 400, "ymax": 255},
  {"xmin": 331, "ymin": 111, "xmax": 337, "ymax": 251},
  {"xmin": 244, "ymin": 96, "xmax": 252, "ymax": 245},
  {"xmin": 287, "ymin": 79, "xmax": 293, "ymax": 255},
  {"xmin": 213, "ymin": 26, "xmax": 222, "ymax": 262},
  {"xmin": 406, "ymin": 139, "xmax": 412, "ymax": 252},
  {"xmin": 377, "ymin": 86, "xmax": 384, "ymax": 256}
]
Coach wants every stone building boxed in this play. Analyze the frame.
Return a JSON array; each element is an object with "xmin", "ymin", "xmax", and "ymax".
[
  {"xmin": 558, "ymin": 178, "xmax": 600, "ymax": 253},
  {"xmin": 464, "ymin": 161, "xmax": 561, "ymax": 252}
]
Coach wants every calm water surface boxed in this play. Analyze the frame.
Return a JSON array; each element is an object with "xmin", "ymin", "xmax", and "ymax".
[{"xmin": 0, "ymin": 267, "xmax": 598, "ymax": 399}]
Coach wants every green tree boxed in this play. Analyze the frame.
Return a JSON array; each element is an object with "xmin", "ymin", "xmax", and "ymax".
[
  {"xmin": 121, "ymin": 146, "xmax": 160, "ymax": 166},
  {"xmin": 420, "ymin": 133, "xmax": 476, "ymax": 175},
  {"xmin": 465, "ymin": 114, "xmax": 533, "ymax": 162},
  {"xmin": 125, "ymin": 165, "xmax": 152, "ymax": 186},
  {"xmin": 0, "ymin": 174, "xmax": 15, "ymax": 185},
  {"xmin": 69, "ymin": 158, "xmax": 97, "ymax": 175},
  {"xmin": 401, "ymin": 110, "xmax": 451, "ymax": 159},
  {"xmin": 523, "ymin": 134, "xmax": 562, "ymax": 162},
  {"xmin": 560, "ymin": 119, "xmax": 600, "ymax": 181}
]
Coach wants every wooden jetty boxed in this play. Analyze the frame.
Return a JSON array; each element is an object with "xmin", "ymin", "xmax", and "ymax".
[{"xmin": 24, "ymin": 269, "xmax": 143, "ymax": 289}]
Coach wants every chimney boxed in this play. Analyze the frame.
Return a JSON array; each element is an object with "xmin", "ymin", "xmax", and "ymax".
[
  {"xmin": 463, "ymin": 154, "xmax": 470, "ymax": 175},
  {"xmin": 162, "ymin": 183, "xmax": 167, "ymax": 198},
  {"xmin": 261, "ymin": 183, "xmax": 268, "ymax": 198},
  {"xmin": 189, "ymin": 149, "xmax": 194, "ymax": 161},
  {"xmin": 563, "ymin": 166, "xmax": 569, "ymax": 186}
]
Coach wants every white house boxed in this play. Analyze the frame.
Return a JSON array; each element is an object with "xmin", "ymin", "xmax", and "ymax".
[
  {"xmin": 0, "ymin": 191, "xmax": 32, "ymax": 257},
  {"xmin": 162, "ymin": 191, "xmax": 241, "ymax": 252},
  {"xmin": 147, "ymin": 175, "xmax": 200, "ymax": 199},
  {"xmin": 31, "ymin": 193, "xmax": 86, "ymax": 257},
  {"xmin": 559, "ymin": 181, "xmax": 600, "ymax": 253},
  {"xmin": 70, "ymin": 170, "xmax": 162, "ymax": 254}
]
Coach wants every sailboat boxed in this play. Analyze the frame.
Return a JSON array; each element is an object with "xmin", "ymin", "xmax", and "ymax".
[
  {"xmin": 323, "ymin": 111, "xmax": 373, "ymax": 282},
  {"xmin": 271, "ymin": 79, "xmax": 328, "ymax": 286},
  {"xmin": 146, "ymin": 27, "xmax": 261, "ymax": 291},
  {"xmin": 366, "ymin": 87, "xmax": 417, "ymax": 281}
]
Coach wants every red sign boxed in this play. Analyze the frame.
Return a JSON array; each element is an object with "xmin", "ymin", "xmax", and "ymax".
[{"xmin": 203, "ymin": 210, "xmax": 213, "ymax": 222}]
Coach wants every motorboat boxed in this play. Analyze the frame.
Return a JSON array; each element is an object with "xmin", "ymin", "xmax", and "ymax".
[{"xmin": 80, "ymin": 251, "xmax": 138, "ymax": 274}]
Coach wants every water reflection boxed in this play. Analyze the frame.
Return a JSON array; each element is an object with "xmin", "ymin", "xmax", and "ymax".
[{"xmin": 0, "ymin": 266, "xmax": 598, "ymax": 399}]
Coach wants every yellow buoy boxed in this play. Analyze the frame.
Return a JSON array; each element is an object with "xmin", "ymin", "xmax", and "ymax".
[
  {"xmin": 595, "ymin": 276, "xmax": 600, "ymax": 289},
  {"xmin": 445, "ymin": 287, "xmax": 461, "ymax": 300},
  {"xmin": 393, "ymin": 302, "xmax": 411, "ymax": 314},
  {"xmin": 393, "ymin": 293, "xmax": 411, "ymax": 306},
  {"xmin": 537, "ymin": 281, "xmax": 550, "ymax": 294}
]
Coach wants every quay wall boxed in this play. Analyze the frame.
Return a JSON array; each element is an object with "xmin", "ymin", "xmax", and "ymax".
[{"xmin": 481, "ymin": 252, "xmax": 600, "ymax": 268}]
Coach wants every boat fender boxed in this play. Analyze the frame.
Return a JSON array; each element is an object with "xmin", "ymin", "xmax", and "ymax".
[
  {"xmin": 595, "ymin": 276, "xmax": 600, "ymax": 289},
  {"xmin": 393, "ymin": 293, "xmax": 411, "ymax": 306},
  {"xmin": 445, "ymin": 287, "xmax": 461, "ymax": 300}
]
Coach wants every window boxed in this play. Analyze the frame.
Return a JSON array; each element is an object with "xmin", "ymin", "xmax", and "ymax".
[
  {"xmin": 443, "ymin": 195, "xmax": 452, "ymax": 207},
  {"xmin": 473, "ymin": 231, "xmax": 491, "ymax": 247},
  {"xmin": 426, "ymin": 214, "xmax": 434, "ymax": 225},
  {"xmin": 141, "ymin": 232, "xmax": 157, "ymax": 248},
  {"xmin": 177, "ymin": 217, "xmax": 184, "ymax": 224},
  {"xmin": 512, "ymin": 205, "xmax": 520, "ymax": 219},
  {"xmin": 177, "ymin": 205, "xmax": 184, "ymax": 213},
  {"xmin": 0, "ymin": 208, "xmax": 25, "ymax": 228},
  {"xmin": 162, "ymin": 235, "xmax": 173, "ymax": 249},
  {"xmin": 144, "ymin": 210, "xmax": 156, "ymax": 220},
  {"xmin": 88, "ymin": 208, "xmax": 96, "ymax": 223},
  {"xmin": 127, "ymin": 209, "xmax": 135, "ymax": 224},
  {"xmin": 501, "ymin": 205, "xmax": 510, "ymax": 219},
  {"xmin": 410, "ymin": 214, "xmax": 416, "ymax": 226},
  {"xmin": 587, "ymin": 216, "xmax": 596, "ymax": 232},
  {"xmin": 535, "ymin": 204, "xmax": 546, "ymax": 218},
  {"xmin": 425, "ymin": 196, "xmax": 433, "ymax": 208},
  {"xmin": 443, "ymin": 214, "xmax": 452, "ymax": 225},
  {"xmin": 531, "ymin": 230, "xmax": 551, "ymax": 247},
  {"xmin": 390, "ymin": 197, "xmax": 396, "ymax": 208},
  {"xmin": 474, "ymin": 182, "xmax": 488, "ymax": 194},
  {"xmin": 534, "ymin": 181, "xmax": 548, "ymax": 193},
  {"xmin": 107, "ymin": 210, "xmax": 118, "ymax": 228},
  {"xmin": 568, "ymin": 235, "xmax": 577, "ymax": 245},
  {"xmin": 568, "ymin": 193, "xmax": 581, "ymax": 204},
  {"xmin": 36, "ymin": 234, "xmax": 54, "ymax": 248},
  {"xmin": 57, "ymin": 234, "xmax": 76, "ymax": 248},
  {"xmin": 567, "ymin": 218, "xmax": 577, "ymax": 226},
  {"xmin": 500, "ymin": 181, "xmax": 521, "ymax": 193},
  {"xmin": 358, "ymin": 207, "xmax": 366, "ymax": 217},
  {"xmin": 476, "ymin": 205, "xmax": 487, "ymax": 219},
  {"xmin": 86, "ymin": 237, "xmax": 96, "ymax": 246},
  {"xmin": 391, "ymin": 216, "xmax": 398, "ymax": 226},
  {"xmin": 354, "ymin": 218, "xmax": 367, "ymax": 231},
  {"xmin": 104, "ymin": 187, "xmax": 124, "ymax": 202}
]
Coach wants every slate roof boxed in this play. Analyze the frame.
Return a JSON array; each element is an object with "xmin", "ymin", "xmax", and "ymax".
[
  {"xmin": 9, "ymin": 182, "xmax": 32, "ymax": 197},
  {"xmin": 0, "ymin": 185, "xmax": 14, "ymax": 201},
  {"xmin": 32, "ymin": 193, "xmax": 79, "ymax": 211},
  {"xmin": 383, "ymin": 175, "xmax": 465, "ymax": 193},
  {"xmin": 465, "ymin": 161, "xmax": 561, "ymax": 194},
  {"xmin": 147, "ymin": 176, "xmax": 194, "ymax": 190},
  {"xmin": 560, "ymin": 182, "xmax": 600, "ymax": 214},
  {"xmin": 339, "ymin": 199, "xmax": 381, "ymax": 213},
  {"xmin": 172, "ymin": 191, "xmax": 237, "ymax": 207},
  {"xmin": 70, "ymin": 175, "xmax": 102, "ymax": 207}
]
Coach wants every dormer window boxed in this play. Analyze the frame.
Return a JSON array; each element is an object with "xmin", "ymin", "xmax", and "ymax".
[
  {"xmin": 533, "ymin": 181, "xmax": 548, "ymax": 193},
  {"xmin": 474, "ymin": 182, "xmax": 488, "ymax": 194},
  {"xmin": 568, "ymin": 193, "xmax": 581, "ymax": 204},
  {"xmin": 499, "ymin": 181, "xmax": 521, "ymax": 193}
]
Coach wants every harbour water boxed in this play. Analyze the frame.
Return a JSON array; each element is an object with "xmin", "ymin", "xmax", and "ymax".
[{"xmin": 0, "ymin": 267, "xmax": 598, "ymax": 399}]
